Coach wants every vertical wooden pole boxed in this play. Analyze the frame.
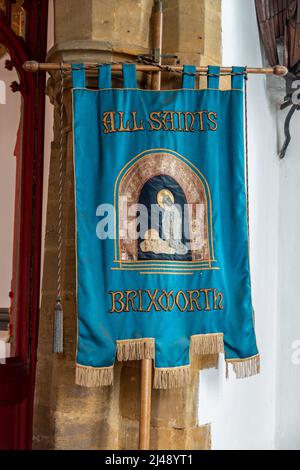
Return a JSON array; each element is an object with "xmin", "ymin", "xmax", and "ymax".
[
  {"xmin": 151, "ymin": 0, "xmax": 163, "ymax": 90},
  {"xmin": 139, "ymin": 0, "xmax": 163, "ymax": 451},
  {"xmin": 139, "ymin": 358, "xmax": 153, "ymax": 449}
]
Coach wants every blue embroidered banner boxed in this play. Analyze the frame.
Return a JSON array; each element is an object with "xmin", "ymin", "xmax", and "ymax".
[{"xmin": 72, "ymin": 63, "xmax": 259, "ymax": 388}]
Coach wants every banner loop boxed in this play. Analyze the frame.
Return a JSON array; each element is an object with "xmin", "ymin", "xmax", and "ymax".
[
  {"xmin": 71, "ymin": 63, "xmax": 86, "ymax": 88},
  {"xmin": 98, "ymin": 64, "xmax": 112, "ymax": 89},
  {"xmin": 122, "ymin": 63, "xmax": 137, "ymax": 88}
]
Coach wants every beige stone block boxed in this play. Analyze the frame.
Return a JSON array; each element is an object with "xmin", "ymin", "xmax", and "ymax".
[
  {"xmin": 50, "ymin": 358, "xmax": 77, "ymax": 387},
  {"xmin": 120, "ymin": 359, "xmax": 141, "ymax": 369},
  {"xmin": 46, "ymin": 157, "xmax": 69, "ymax": 205},
  {"xmin": 151, "ymin": 426, "xmax": 186, "ymax": 450},
  {"xmin": 185, "ymin": 424, "xmax": 211, "ymax": 450},
  {"xmin": 40, "ymin": 291, "xmax": 56, "ymax": 310},
  {"xmin": 119, "ymin": 417, "xmax": 139, "ymax": 450},
  {"xmin": 120, "ymin": 364, "xmax": 199, "ymax": 429},
  {"xmin": 35, "ymin": 356, "xmax": 54, "ymax": 393},
  {"xmin": 54, "ymin": 0, "xmax": 94, "ymax": 43},
  {"xmin": 41, "ymin": 249, "xmax": 59, "ymax": 294},
  {"xmin": 119, "ymin": 364, "xmax": 140, "ymax": 421},
  {"xmin": 101, "ymin": 0, "xmax": 153, "ymax": 50},
  {"xmin": 37, "ymin": 298, "xmax": 55, "ymax": 345},
  {"xmin": 150, "ymin": 424, "xmax": 211, "ymax": 450},
  {"xmin": 46, "ymin": 176, "xmax": 59, "ymax": 205},
  {"xmin": 54, "ymin": 0, "xmax": 153, "ymax": 55},
  {"xmin": 44, "ymin": 199, "xmax": 59, "ymax": 248},
  {"xmin": 163, "ymin": 0, "xmax": 205, "ymax": 55},
  {"xmin": 62, "ymin": 196, "xmax": 76, "ymax": 245},
  {"xmin": 53, "ymin": 416, "xmax": 117, "ymax": 450},
  {"xmin": 62, "ymin": 244, "xmax": 76, "ymax": 292},
  {"xmin": 32, "ymin": 404, "xmax": 52, "ymax": 441},
  {"xmin": 32, "ymin": 435, "xmax": 54, "ymax": 450},
  {"xmin": 203, "ymin": 29, "xmax": 221, "ymax": 65},
  {"xmin": 64, "ymin": 206, "xmax": 75, "ymax": 243},
  {"xmin": 34, "ymin": 379, "xmax": 52, "ymax": 412},
  {"xmin": 191, "ymin": 354, "xmax": 219, "ymax": 370},
  {"xmin": 53, "ymin": 384, "xmax": 112, "ymax": 418},
  {"xmin": 151, "ymin": 377, "xmax": 199, "ymax": 428},
  {"xmin": 58, "ymin": 297, "xmax": 77, "ymax": 358}
]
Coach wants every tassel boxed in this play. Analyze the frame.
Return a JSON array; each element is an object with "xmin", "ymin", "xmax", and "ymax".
[
  {"xmin": 190, "ymin": 333, "xmax": 224, "ymax": 356},
  {"xmin": 116, "ymin": 338, "xmax": 155, "ymax": 362},
  {"xmin": 53, "ymin": 297, "xmax": 63, "ymax": 353},
  {"xmin": 154, "ymin": 365, "xmax": 191, "ymax": 389},
  {"xmin": 76, "ymin": 364, "xmax": 114, "ymax": 387},
  {"xmin": 226, "ymin": 355, "xmax": 260, "ymax": 379}
]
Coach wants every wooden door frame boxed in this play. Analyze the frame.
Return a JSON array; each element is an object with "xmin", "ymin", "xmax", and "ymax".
[{"xmin": 0, "ymin": 0, "xmax": 48, "ymax": 449}]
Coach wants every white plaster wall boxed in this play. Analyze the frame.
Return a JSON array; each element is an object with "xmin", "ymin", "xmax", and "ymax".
[
  {"xmin": 0, "ymin": 56, "xmax": 19, "ymax": 308},
  {"xmin": 199, "ymin": 0, "xmax": 280, "ymax": 450},
  {"xmin": 276, "ymin": 98, "xmax": 300, "ymax": 449}
]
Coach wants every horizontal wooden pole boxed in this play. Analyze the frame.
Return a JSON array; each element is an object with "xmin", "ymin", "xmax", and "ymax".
[{"xmin": 23, "ymin": 61, "xmax": 288, "ymax": 76}]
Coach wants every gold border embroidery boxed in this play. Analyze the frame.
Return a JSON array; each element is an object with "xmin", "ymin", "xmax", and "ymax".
[{"xmin": 113, "ymin": 148, "xmax": 217, "ymax": 274}]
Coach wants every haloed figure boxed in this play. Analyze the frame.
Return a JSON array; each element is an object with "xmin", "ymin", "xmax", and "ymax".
[
  {"xmin": 158, "ymin": 189, "xmax": 188, "ymax": 256},
  {"xmin": 140, "ymin": 188, "xmax": 188, "ymax": 256}
]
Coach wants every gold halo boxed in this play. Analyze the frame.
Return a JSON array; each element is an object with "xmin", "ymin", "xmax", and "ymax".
[{"xmin": 157, "ymin": 189, "xmax": 174, "ymax": 209}]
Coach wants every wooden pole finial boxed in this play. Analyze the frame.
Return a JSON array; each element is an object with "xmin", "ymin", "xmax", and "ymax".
[
  {"xmin": 273, "ymin": 65, "xmax": 288, "ymax": 76},
  {"xmin": 23, "ymin": 60, "xmax": 39, "ymax": 72}
]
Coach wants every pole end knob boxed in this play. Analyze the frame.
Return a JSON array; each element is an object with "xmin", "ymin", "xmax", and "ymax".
[
  {"xmin": 23, "ymin": 61, "xmax": 39, "ymax": 72},
  {"xmin": 274, "ymin": 65, "xmax": 288, "ymax": 76}
]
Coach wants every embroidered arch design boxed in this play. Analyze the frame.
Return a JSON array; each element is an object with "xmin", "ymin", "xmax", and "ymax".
[{"xmin": 114, "ymin": 149, "xmax": 216, "ymax": 271}]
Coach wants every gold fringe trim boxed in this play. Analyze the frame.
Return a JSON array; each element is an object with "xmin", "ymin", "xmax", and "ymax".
[
  {"xmin": 226, "ymin": 355, "xmax": 260, "ymax": 379},
  {"xmin": 190, "ymin": 333, "xmax": 224, "ymax": 356},
  {"xmin": 75, "ymin": 364, "xmax": 113, "ymax": 387},
  {"xmin": 116, "ymin": 338, "xmax": 155, "ymax": 362},
  {"xmin": 154, "ymin": 365, "xmax": 191, "ymax": 389}
]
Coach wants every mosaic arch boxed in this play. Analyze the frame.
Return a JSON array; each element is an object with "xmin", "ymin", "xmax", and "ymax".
[{"xmin": 114, "ymin": 149, "xmax": 215, "ymax": 268}]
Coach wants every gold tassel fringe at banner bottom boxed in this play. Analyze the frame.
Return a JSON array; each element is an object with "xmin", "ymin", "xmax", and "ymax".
[
  {"xmin": 116, "ymin": 338, "xmax": 155, "ymax": 361},
  {"xmin": 75, "ymin": 334, "xmax": 260, "ymax": 388},
  {"xmin": 154, "ymin": 365, "xmax": 191, "ymax": 389},
  {"xmin": 226, "ymin": 354, "xmax": 260, "ymax": 379},
  {"xmin": 75, "ymin": 364, "xmax": 114, "ymax": 387}
]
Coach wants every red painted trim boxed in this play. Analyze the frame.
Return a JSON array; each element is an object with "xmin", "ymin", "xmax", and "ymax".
[
  {"xmin": 0, "ymin": 0, "xmax": 48, "ymax": 450},
  {"xmin": 23, "ymin": 1, "xmax": 49, "ymax": 449},
  {"xmin": 0, "ymin": 359, "xmax": 27, "ymax": 405}
]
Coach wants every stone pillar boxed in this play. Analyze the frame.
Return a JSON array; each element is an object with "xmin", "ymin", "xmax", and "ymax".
[
  {"xmin": 163, "ymin": 0, "xmax": 221, "ymax": 66},
  {"xmin": 33, "ymin": 0, "xmax": 221, "ymax": 450},
  {"xmin": 33, "ymin": 72, "xmax": 122, "ymax": 449},
  {"xmin": 162, "ymin": 0, "xmax": 221, "ymax": 88}
]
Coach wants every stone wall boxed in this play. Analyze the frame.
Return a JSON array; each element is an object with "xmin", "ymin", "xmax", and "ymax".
[{"xmin": 33, "ymin": 0, "xmax": 221, "ymax": 450}]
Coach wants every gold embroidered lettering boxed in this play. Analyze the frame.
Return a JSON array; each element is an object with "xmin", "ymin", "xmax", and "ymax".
[
  {"xmin": 109, "ymin": 291, "xmax": 125, "ymax": 313},
  {"xmin": 102, "ymin": 111, "xmax": 116, "ymax": 134}
]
